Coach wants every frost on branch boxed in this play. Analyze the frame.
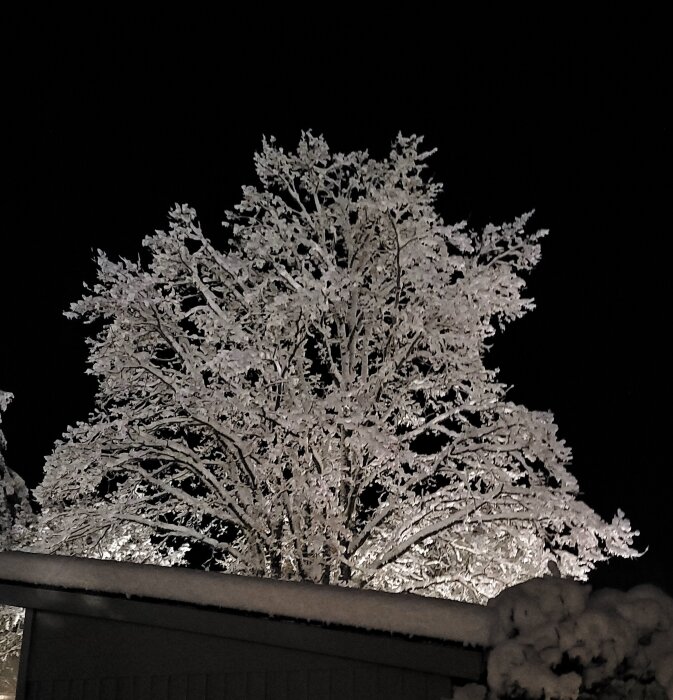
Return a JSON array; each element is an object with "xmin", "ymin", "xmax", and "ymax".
[{"xmin": 36, "ymin": 133, "xmax": 639, "ymax": 602}]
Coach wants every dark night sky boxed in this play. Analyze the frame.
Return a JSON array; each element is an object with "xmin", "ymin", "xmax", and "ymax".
[{"xmin": 2, "ymin": 14, "xmax": 670, "ymax": 594}]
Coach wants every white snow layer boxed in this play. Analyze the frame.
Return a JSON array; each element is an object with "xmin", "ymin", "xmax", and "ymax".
[
  {"xmin": 0, "ymin": 551, "xmax": 493, "ymax": 646},
  {"xmin": 4, "ymin": 552, "xmax": 670, "ymax": 697},
  {"xmin": 486, "ymin": 577, "xmax": 673, "ymax": 699}
]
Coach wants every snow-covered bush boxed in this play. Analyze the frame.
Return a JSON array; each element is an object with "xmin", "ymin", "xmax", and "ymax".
[{"xmin": 485, "ymin": 577, "xmax": 673, "ymax": 699}]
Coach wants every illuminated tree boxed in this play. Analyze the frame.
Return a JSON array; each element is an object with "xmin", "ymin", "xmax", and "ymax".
[{"xmin": 37, "ymin": 134, "xmax": 638, "ymax": 602}]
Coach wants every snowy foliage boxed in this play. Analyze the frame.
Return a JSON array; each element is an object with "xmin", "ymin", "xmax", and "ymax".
[
  {"xmin": 0, "ymin": 391, "xmax": 32, "ymax": 664},
  {"xmin": 36, "ymin": 134, "xmax": 638, "ymax": 602},
  {"xmin": 484, "ymin": 577, "xmax": 673, "ymax": 699},
  {"xmin": 0, "ymin": 392, "xmax": 31, "ymax": 551}
]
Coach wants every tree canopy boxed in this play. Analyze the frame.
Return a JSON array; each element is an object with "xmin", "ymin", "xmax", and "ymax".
[{"xmin": 36, "ymin": 134, "xmax": 638, "ymax": 602}]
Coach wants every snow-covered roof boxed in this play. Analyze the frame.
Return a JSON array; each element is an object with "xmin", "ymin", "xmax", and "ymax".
[{"xmin": 0, "ymin": 551, "xmax": 494, "ymax": 647}]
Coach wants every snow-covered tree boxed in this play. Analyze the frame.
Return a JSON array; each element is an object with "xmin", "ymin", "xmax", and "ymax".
[
  {"xmin": 0, "ymin": 392, "xmax": 31, "ymax": 552},
  {"xmin": 0, "ymin": 391, "xmax": 32, "ymax": 665},
  {"xmin": 36, "ymin": 134, "xmax": 638, "ymax": 602}
]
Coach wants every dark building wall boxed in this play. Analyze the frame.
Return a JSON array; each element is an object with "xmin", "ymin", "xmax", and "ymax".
[{"xmin": 23, "ymin": 609, "xmax": 455, "ymax": 700}]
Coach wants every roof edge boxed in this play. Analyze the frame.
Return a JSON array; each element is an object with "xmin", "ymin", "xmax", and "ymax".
[{"xmin": 0, "ymin": 551, "xmax": 494, "ymax": 647}]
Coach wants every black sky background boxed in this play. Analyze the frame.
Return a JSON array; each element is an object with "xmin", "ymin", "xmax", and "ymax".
[{"xmin": 2, "ymin": 14, "xmax": 670, "ymax": 594}]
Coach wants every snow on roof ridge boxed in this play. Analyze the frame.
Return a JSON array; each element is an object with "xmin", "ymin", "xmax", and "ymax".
[{"xmin": 0, "ymin": 551, "xmax": 494, "ymax": 646}]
